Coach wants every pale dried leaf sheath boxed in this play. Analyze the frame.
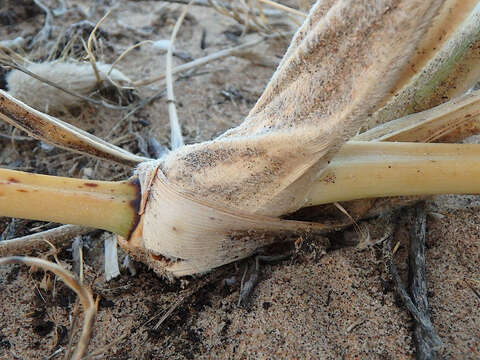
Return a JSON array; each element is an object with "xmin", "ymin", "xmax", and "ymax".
[
  {"xmin": 0, "ymin": 90, "xmax": 149, "ymax": 166},
  {"xmin": 156, "ymin": 0, "xmax": 443, "ymax": 217},
  {"xmin": 125, "ymin": 1, "xmax": 445, "ymax": 276},
  {"xmin": 122, "ymin": 164, "xmax": 346, "ymax": 277},
  {"xmin": 388, "ymin": 0, "xmax": 478, "ymax": 97},
  {"xmin": 369, "ymin": 4, "xmax": 480, "ymax": 128}
]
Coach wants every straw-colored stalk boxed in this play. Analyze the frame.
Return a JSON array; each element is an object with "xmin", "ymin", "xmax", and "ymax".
[
  {"xmin": 308, "ymin": 141, "xmax": 480, "ymax": 205},
  {"xmin": 0, "ymin": 169, "xmax": 140, "ymax": 237}
]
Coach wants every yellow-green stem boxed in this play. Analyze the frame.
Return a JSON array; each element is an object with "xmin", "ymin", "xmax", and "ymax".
[
  {"xmin": 306, "ymin": 141, "xmax": 480, "ymax": 206},
  {"xmin": 0, "ymin": 168, "xmax": 139, "ymax": 237}
]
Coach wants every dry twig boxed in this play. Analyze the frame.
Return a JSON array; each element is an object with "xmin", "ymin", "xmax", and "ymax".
[
  {"xmin": 30, "ymin": 0, "xmax": 54, "ymax": 47},
  {"xmin": 0, "ymin": 225, "xmax": 93, "ymax": 257},
  {"xmin": 134, "ymin": 32, "xmax": 291, "ymax": 87}
]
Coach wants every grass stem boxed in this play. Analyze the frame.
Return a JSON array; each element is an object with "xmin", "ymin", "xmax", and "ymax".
[
  {"xmin": 0, "ymin": 168, "xmax": 139, "ymax": 237},
  {"xmin": 307, "ymin": 141, "xmax": 480, "ymax": 205}
]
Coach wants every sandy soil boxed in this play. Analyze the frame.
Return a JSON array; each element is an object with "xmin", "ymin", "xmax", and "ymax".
[{"xmin": 0, "ymin": 1, "xmax": 479, "ymax": 359}]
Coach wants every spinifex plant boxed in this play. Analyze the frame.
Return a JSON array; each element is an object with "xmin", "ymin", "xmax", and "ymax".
[{"xmin": 2, "ymin": 0, "xmax": 480, "ymax": 280}]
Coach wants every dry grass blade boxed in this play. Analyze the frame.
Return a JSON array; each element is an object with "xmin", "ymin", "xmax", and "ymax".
[
  {"xmin": 85, "ymin": 9, "xmax": 114, "ymax": 86},
  {"xmin": 0, "ymin": 225, "xmax": 93, "ymax": 257},
  {"xmin": 258, "ymin": 0, "xmax": 306, "ymax": 17},
  {"xmin": 356, "ymin": 89, "xmax": 480, "ymax": 142},
  {"xmin": 133, "ymin": 33, "xmax": 291, "ymax": 87},
  {"xmin": 208, "ymin": 0, "xmax": 272, "ymax": 33},
  {"xmin": 146, "ymin": 0, "xmax": 285, "ymax": 17},
  {"xmin": 0, "ymin": 46, "xmax": 28, "ymax": 64},
  {"xmin": 238, "ymin": 0, "xmax": 252, "ymax": 35},
  {"xmin": 108, "ymin": 40, "xmax": 153, "ymax": 79},
  {"xmin": 166, "ymin": 2, "xmax": 195, "ymax": 149},
  {"xmin": 0, "ymin": 90, "xmax": 150, "ymax": 166},
  {"xmin": 0, "ymin": 256, "xmax": 97, "ymax": 360},
  {"xmin": 153, "ymin": 295, "xmax": 186, "ymax": 329}
]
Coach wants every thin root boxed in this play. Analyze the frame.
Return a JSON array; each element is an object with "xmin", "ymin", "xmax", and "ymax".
[
  {"xmin": 383, "ymin": 211, "xmax": 442, "ymax": 352},
  {"xmin": 238, "ymin": 252, "xmax": 292, "ymax": 307}
]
